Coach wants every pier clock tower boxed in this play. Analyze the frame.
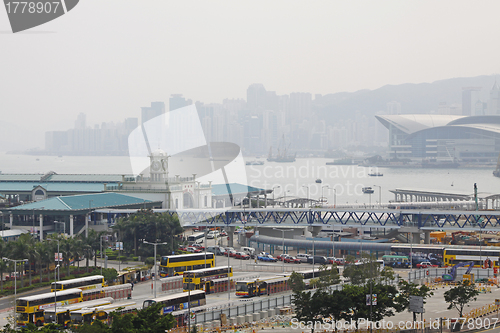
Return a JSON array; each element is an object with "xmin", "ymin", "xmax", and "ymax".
[{"xmin": 149, "ymin": 148, "xmax": 169, "ymax": 182}]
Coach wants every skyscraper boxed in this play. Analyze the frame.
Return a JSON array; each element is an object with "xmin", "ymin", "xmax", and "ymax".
[{"xmin": 141, "ymin": 102, "xmax": 165, "ymax": 125}]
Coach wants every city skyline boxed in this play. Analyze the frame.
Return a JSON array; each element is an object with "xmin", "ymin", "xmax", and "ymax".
[
  {"xmin": 41, "ymin": 76, "xmax": 500, "ymax": 157},
  {"xmin": 2, "ymin": 1, "xmax": 500, "ymax": 151}
]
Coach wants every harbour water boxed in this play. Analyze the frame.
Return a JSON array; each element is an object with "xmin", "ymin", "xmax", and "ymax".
[{"xmin": 1, "ymin": 152, "xmax": 499, "ymax": 207}]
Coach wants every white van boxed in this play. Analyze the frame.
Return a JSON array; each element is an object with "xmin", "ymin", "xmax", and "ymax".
[
  {"xmin": 241, "ymin": 246, "xmax": 255, "ymax": 255},
  {"xmin": 207, "ymin": 230, "xmax": 220, "ymax": 239},
  {"xmin": 296, "ymin": 254, "xmax": 310, "ymax": 263}
]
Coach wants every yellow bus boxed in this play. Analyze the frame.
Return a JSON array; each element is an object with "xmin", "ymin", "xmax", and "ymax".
[
  {"xmin": 443, "ymin": 248, "xmax": 500, "ymax": 268},
  {"xmin": 51, "ymin": 275, "xmax": 106, "ymax": 292},
  {"xmin": 143, "ymin": 290, "xmax": 206, "ymax": 314},
  {"xmin": 43, "ymin": 297, "xmax": 114, "ymax": 327},
  {"xmin": 160, "ymin": 253, "xmax": 214, "ymax": 277},
  {"xmin": 70, "ymin": 301, "xmax": 136, "ymax": 326},
  {"xmin": 183, "ymin": 266, "xmax": 233, "ymax": 293},
  {"xmin": 16, "ymin": 288, "xmax": 83, "ymax": 327}
]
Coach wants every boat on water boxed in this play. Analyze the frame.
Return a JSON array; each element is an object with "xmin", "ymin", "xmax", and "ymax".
[
  {"xmin": 315, "ymin": 179, "xmax": 322, "ymax": 183},
  {"xmin": 267, "ymin": 135, "xmax": 296, "ymax": 163},
  {"xmin": 326, "ymin": 157, "xmax": 355, "ymax": 165},
  {"xmin": 362, "ymin": 187, "xmax": 374, "ymax": 194},
  {"xmin": 246, "ymin": 160, "xmax": 264, "ymax": 166},
  {"xmin": 421, "ymin": 159, "xmax": 460, "ymax": 169},
  {"xmin": 368, "ymin": 172, "xmax": 383, "ymax": 177}
]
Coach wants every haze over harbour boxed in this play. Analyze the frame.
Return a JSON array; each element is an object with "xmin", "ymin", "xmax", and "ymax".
[{"xmin": 1, "ymin": 152, "xmax": 498, "ymax": 207}]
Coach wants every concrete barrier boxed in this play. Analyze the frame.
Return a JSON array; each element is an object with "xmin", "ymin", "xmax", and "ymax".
[
  {"xmin": 237, "ymin": 315, "xmax": 245, "ymax": 324},
  {"xmin": 260, "ymin": 311, "xmax": 268, "ymax": 319},
  {"xmin": 212, "ymin": 320, "xmax": 220, "ymax": 328},
  {"xmin": 230, "ymin": 317, "xmax": 237, "ymax": 325},
  {"xmin": 268, "ymin": 309, "xmax": 275, "ymax": 316},
  {"xmin": 245, "ymin": 314, "xmax": 253, "ymax": 322},
  {"xmin": 253, "ymin": 313, "xmax": 260, "ymax": 321}
]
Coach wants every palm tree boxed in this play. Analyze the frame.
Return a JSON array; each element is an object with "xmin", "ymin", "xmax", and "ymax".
[
  {"xmin": 22, "ymin": 235, "xmax": 38, "ymax": 286},
  {"xmin": 0, "ymin": 239, "xmax": 8, "ymax": 292},
  {"xmin": 71, "ymin": 237, "xmax": 84, "ymax": 269},
  {"xmin": 9, "ymin": 234, "xmax": 31, "ymax": 288},
  {"xmin": 35, "ymin": 241, "xmax": 50, "ymax": 283}
]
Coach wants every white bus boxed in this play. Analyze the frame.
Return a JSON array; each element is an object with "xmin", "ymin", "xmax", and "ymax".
[{"xmin": 187, "ymin": 232, "xmax": 205, "ymax": 244}]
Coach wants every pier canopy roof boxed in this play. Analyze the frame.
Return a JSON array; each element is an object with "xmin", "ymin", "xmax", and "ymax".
[
  {"xmin": 4, "ymin": 193, "xmax": 160, "ymax": 215},
  {"xmin": 211, "ymin": 183, "xmax": 271, "ymax": 197}
]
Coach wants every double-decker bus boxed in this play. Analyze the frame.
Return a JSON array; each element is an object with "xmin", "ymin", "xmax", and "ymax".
[
  {"xmin": 70, "ymin": 301, "xmax": 136, "ymax": 326},
  {"xmin": 187, "ymin": 232, "xmax": 205, "ymax": 245},
  {"xmin": 160, "ymin": 253, "xmax": 214, "ymax": 277},
  {"xmin": 443, "ymin": 247, "xmax": 500, "ymax": 268},
  {"xmin": 143, "ymin": 290, "xmax": 206, "ymax": 314},
  {"xmin": 16, "ymin": 288, "xmax": 83, "ymax": 327},
  {"xmin": 236, "ymin": 276, "xmax": 290, "ymax": 297},
  {"xmin": 183, "ymin": 266, "xmax": 233, "ymax": 293},
  {"xmin": 43, "ymin": 297, "xmax": 114, "ymax": 327},
  {"xmin": 51, "ymin": 275, "xmax": 106, "ymax": 292}
]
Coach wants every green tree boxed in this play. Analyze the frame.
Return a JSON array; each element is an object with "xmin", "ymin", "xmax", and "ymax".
[
  {"xmin": 292, "ymin": 289, "xmax": 330, "ymax": 333},
  {"xmin": 111, "ymin": 302, "xmax": 176, "ymax": 333},
  {"xmin": 317, "ymin": 264, "xmax": 340, "ymax": 290},
  {"xmin": 444, "ymin": 281, "xmax": 480, "ymax": 318},
  {"xmin": 288, "ymin": 271, "xmax": 306, "ymax": 293},
  {"xmin": 101, "ymin": 268, "xmax": 118, "ymax": 285},
  {"xmin": 394, "ymin": 280, "xmax": 433, "ymax": 313},
  {"xmin": 342, "ymin": 254, "xmax": 381, "ymax": 285},
  {"xmin": 341, "ymin": 283, "xmax": 400, "ymax": 323},
  {"xmin": 324, "ymin": 290, "xmax": 353, "ymax": 332}
]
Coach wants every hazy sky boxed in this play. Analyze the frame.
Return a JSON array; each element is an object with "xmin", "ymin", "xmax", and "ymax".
[{"xmin": 2, "ymin": 1, "xmax": 500, "ymax": 148}]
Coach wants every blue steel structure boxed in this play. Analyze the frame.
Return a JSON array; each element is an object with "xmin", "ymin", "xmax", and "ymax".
[{"xmin": 147, "ymin": 208, "xmax": 500, "ymax": 230}]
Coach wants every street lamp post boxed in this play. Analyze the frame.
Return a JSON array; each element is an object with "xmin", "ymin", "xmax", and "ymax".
[
  {"xmin": 322, "ymin": 185, "xmax": 330, "ymax": 206},
  {"xmin": 273, "ymin": 228, "xmax": 294, "ymax": 272},
  {"xmin": 143, "ymin": 240, "xmax": 167, "ymax": 298},
  {"xmin": 302, "ymin": 185, "xmax": 309, "ymax": 208},
  {"xmin": 100, "ymin": 236, "xmax": 106, "ymax": 276},
  {"xmin": 54, "ymin": 264, "xmax": 60, "ymax": 325},
  {"xmin": 272, "ymin": 186, "xmax": 280, "ymax": 206},
  {"xmin": 48, "ymin": 238, "xmax": 61, "ymax": 281},
  {"xmin": 3, "ymin": 257, "xmax": 28, "ymax": 329},
  {"xmin": 373, "ymin": 185, "xmax": 382, "ymax": 208}
]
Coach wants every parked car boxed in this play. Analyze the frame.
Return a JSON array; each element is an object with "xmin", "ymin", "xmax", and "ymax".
[
  {"xmin": 277, "ymin": 254, "xmax": 289, "ymax": 261},
  {"xmin": 335, "ymin": 258, "xmax": 345, "ymax": 265},
  {"xmin": 416, "ymin": 261, "xmax": 438, "ymax": 269},
  {"xmin": 327, "ymin": 257, "xmax": 336, "ymax": 264},
  {"xmin": 191, "ymin": 243, "xmax": 205, "ymax": 250},
  {"xmin": 258, "ymin": 254, "xmax": 278, "ymax": 262},
  {"xmin": 307, "ymin": 256, "xmax": 328, "ymax": 265},
  {"xmin": 220, "ymin": 230, "xmax": 228, "ymax": 236},
  {"xmin": 207, "ymin": 246, "xmax": 224, "ymax": 255},
  {"xmin": 235, "ymin": 252, "xmax": 250, "ymax": 260},
  {"xmin": 187, "ymin": 247, "xmax": 202, "ymax": 253},
  {"xmin": 284, "ymin": 256, "xmax": 301, "ymax": 264},
  {"xmin": 296, "ymin": 254, "xmax": 310, "ymax": 263},
  {"xmin": 207, "ymin": 230, "xmax": 220, "ymax": 239},
  {"xmin": 178, "ymin": 245, "xmax": 188, "ymax": 251}
]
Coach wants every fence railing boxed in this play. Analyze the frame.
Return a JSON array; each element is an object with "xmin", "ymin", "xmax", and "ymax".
[{"xmin": 409, "ymin": 267, "xmax": 495, "ymax": 282}]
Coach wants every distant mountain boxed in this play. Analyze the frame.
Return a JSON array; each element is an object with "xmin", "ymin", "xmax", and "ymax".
[{"xmin": 316, "ymin": 75, "xmax": 500, "ymax": 123}]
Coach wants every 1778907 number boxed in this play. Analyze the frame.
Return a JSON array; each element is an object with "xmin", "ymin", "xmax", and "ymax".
[{"xmin": 5, "ymin": 2, "xmax": 60, "ymax": 14}]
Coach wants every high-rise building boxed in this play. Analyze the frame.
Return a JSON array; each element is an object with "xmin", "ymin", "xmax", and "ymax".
[
  {"xmin": 387, "ymin": 101, "xmax": 401, "ymax": 115},
  {"xmin": 487, "ymin": 82, "xmax": 500, "ymax": 115},
  {"xmin": 462, "ymin": 87, "xmax": 482, "ymax": 116},
  {"xmin": 74, "ymin": 113, "xmax": 86, "ymax": 129},
  {"xmin": 247, "ymin": 84, "xmax": 267, "ymax": 111},
  {"xmin": 141, "ymin": 102, "xmax": 165, "ymax": 125},
  {"xmin": 169, "ymin": 94, "xmax": 192, "ymax": 111}
]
